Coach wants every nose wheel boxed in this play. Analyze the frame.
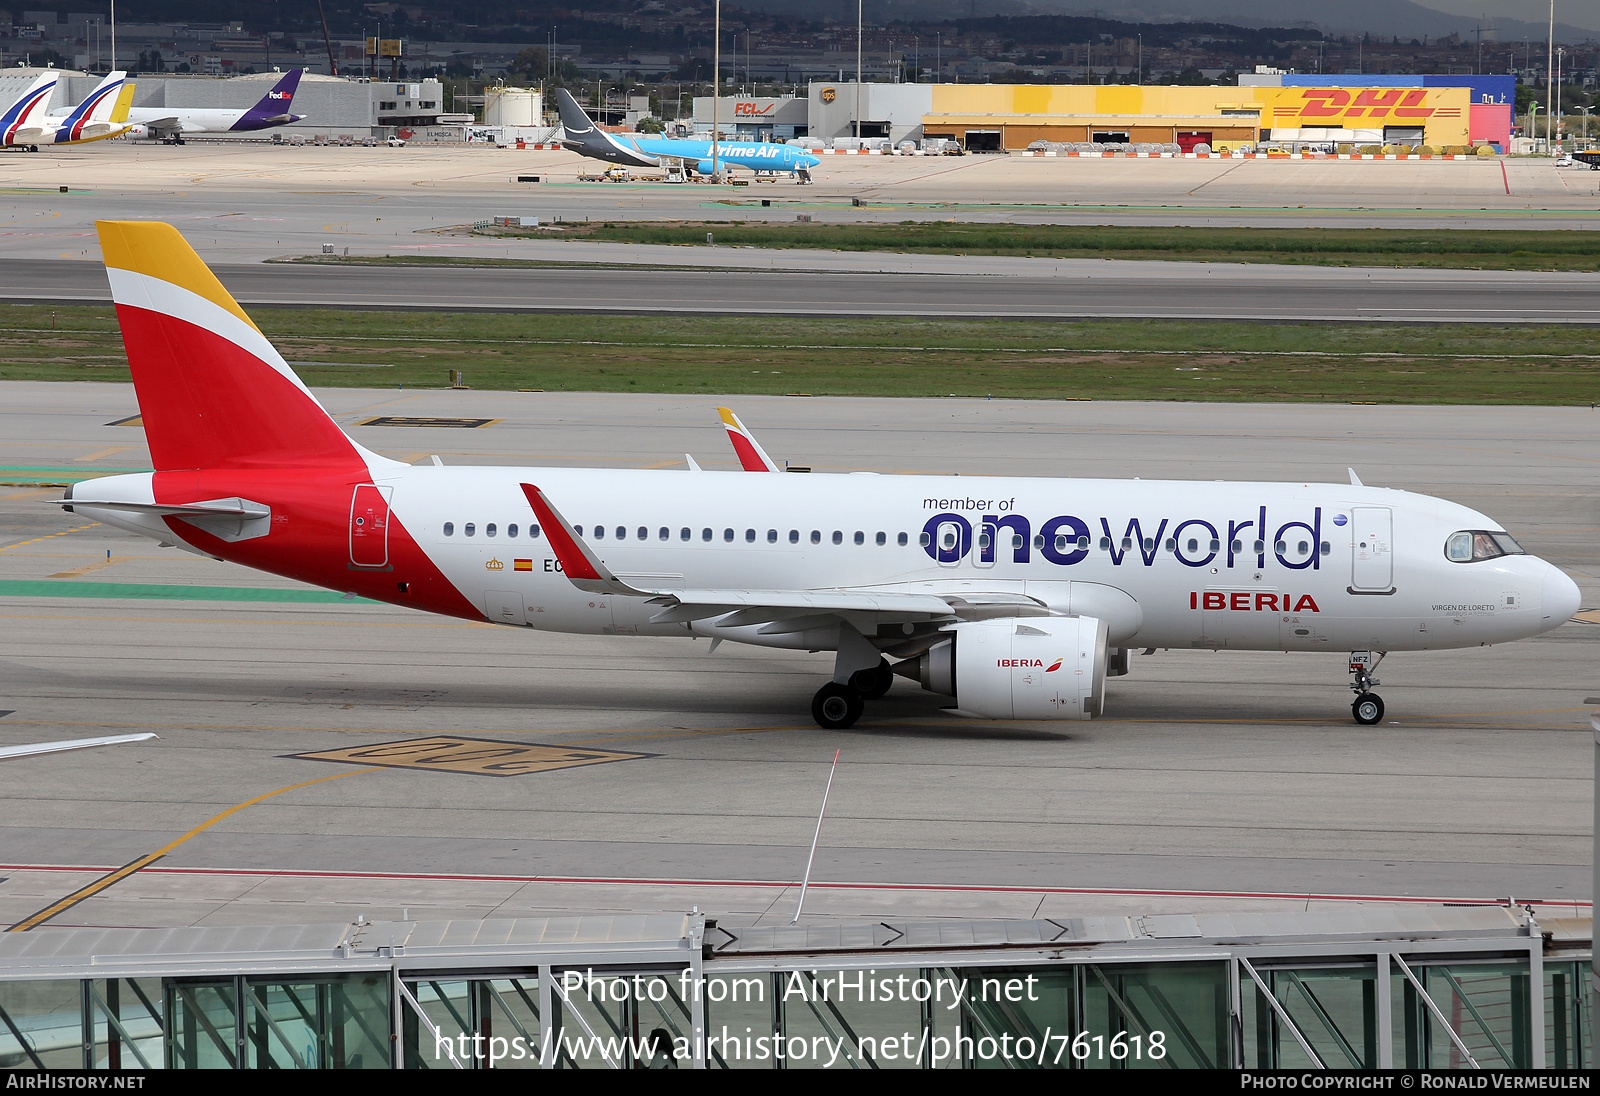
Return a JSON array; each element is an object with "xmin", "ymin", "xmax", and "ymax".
[
  {"xmin": 1352, "ymin": 693, "xmax": 1384, "ymax": 725},
  {"xmin": 1348, "ymin": 651, "xmax": 1385, "ymax": 725}
]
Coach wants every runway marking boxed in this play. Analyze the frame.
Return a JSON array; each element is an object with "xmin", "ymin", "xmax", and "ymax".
[
  {"xmin": 73, "ymin": 446, "xmax": 133, "ymax": 462},
  {"xmin": 356, "ymin": 415, "xmax": 500, "ymax": 429},
  {"xmin": 47, "ymin": 555, "xmax": 131, "ymax": 578},
  {"xmin": 4, "ymin": 767, "xmax": 381, "ymax": 932},
  {"xmin": 0, "ymin": 523, "xmax": 99, "ymax": 553},
  {"xmin": 0, "ymin": 862, "xmax": 1586, "ymax": 912},
  {"xmin": 292, "ymin": 735, "xmax": 654, "ymax": 777}
]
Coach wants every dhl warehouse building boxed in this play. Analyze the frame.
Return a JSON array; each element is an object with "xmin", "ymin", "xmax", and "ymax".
[{"xmin": 712, "ymin": 76, "xmax": 1513, "ymax": 152}]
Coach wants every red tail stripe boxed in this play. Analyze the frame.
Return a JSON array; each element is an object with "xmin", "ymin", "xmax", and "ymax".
[{"xmin": 727, "ymin": 432, "xmax": 771, "ymax": 472}]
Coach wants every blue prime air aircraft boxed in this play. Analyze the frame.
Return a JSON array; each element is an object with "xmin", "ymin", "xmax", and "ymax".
[{"xmin": 553, "ymin": 87, "xmax": 819, "ymax": 179}]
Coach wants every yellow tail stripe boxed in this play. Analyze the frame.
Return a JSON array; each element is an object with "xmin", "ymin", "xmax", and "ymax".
[
  {"xmin": 110, "ymin": 82, "xmax": 135, "ymax": 124},
  {"xmin": 97, "ymin": 220, "xmax": 257, "ymax": 330}
]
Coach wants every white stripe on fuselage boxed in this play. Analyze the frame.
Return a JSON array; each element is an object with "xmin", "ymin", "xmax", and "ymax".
[{"xmin": 378, "ymin": 466, "xmax": 1552, "ymax": 651}]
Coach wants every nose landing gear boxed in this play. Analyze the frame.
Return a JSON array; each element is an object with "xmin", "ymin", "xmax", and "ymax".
[{"xmin": 1349, "ymin": 651, "xmax": 1385, "ymax": 725}]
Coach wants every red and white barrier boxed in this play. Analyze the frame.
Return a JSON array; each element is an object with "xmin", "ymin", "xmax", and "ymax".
[{"xmin": 1015, "ymin": 150, "xmax": 1484, "ymax": 160}]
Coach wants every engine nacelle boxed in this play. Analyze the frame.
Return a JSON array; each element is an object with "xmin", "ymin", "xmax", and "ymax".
[
  {"xmin": 901, "ymin": 616, "xmax": 1109, "ymax": 719},
  {"xmin": 126, "ymin": 124, "xmax": 152, "ymax": 140},
  {"xmin": 695, "ymin": 159, "xmax": 718, "ymax": 175}
]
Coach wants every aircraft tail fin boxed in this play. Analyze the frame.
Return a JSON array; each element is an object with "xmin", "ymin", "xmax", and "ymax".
[
  {"xmin": 238, "ymin": 68, "xmax": 304, "ymax": 127},
  {"xmin": 552, "ymin": 86, "xmax": 597, "ymax": 136},
  {"xmin": 718, "ymin": 407, "xmax": 781, "ymax": 471},
  {"xmin": 97, "ymin": 220, "xmax": 390, "ymax": 474},
  {"xmin": 60, "ymin": 71, "xmax": 126, "ymax": 129},
  {"xmin": 0, "ymin": 71, "xmax": 59, "ymax": 136}
]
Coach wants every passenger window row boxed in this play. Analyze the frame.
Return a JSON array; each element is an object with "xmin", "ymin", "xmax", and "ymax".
[
  {"xmin": 573, "ymin": 526, "xmax": 917, "ymax": 546},
  {"xmin": 1086, "ymin": 535, "xmax": 1331, "ymax": 557},
  {"xmin": 439, "ymin": 522, "xmax": 1332, "ymax": 559},
  {"xmin": 442, "ymin": 522, "xmax": 542, "ymax": 539}
]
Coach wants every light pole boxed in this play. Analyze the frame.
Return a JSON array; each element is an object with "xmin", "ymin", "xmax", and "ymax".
[
  {"xmin": 1530, "ymin": 103, "xmax": 1541, "ymax": 150},
  {"xmin": 712, "ymin": 0, "xmax": 720, "ymax": 180},
  {"xmin": 1137, "ymin": 33, "xmax": 1142, "ymax": 85},
  {"xmin": 855, "ymin": 0, "xmax": 862, "ymax": 140},
  {"xmin": 1555, "ymin": 46, "xmax": 1564, "ymax": 147},
  {"xmin": 1546, "ymin": 0, "xmax": 1554, "ymax": 146}
]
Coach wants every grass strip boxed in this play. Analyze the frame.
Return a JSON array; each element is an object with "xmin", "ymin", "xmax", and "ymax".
[
  {"xmin": 0, "ymin": 579, "xmax": 376, "ymax": 603},
  {"xmin": 3, "ymin": 303, "xmax": 1596, "ymax": 405},
  {"xmin": 474, "ymin": 221, "xmax": 1600, "ymax": 272}
]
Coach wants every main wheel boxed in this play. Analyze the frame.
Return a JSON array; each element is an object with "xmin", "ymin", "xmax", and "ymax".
[
  {"xmin": 811, "ymin": 683, "xmax": 864, "ymax": 729},
  {"xmin": 849, "ymin": 658, "xmax": 894, "ymax": 700},
  {"xmin": 1351, "ymin": 692, "xmax": 1384, "ymax": 725}
]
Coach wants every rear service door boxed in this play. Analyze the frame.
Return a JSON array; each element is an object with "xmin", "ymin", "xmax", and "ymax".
[{"xmin": 349, "ymin": 484, "xmax": 393, "ymax": 568}]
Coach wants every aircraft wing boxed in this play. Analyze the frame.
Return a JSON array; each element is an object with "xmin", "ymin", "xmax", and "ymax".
[
  {"xmin": 0, "ymin": 732, "xmax": 157, "ymax": 761},
  {"xmin": 138, "ymin": 115, "xmax": 182, "ymax": 132},
  {"xmin": 645, "ymin": 588, "xmax": 958, "ymax": 626}
]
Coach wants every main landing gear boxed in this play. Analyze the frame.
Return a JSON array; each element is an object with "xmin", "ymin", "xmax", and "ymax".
[
  {"xmin": 811, "ymin": 659, "xmax": 894, "ymax": 729},
  {"xmin": 1349, "ymin": 650, "xmax": 1385, "ymax": 725}
]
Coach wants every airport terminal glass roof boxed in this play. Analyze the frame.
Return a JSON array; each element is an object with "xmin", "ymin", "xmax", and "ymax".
[{"xmin": 0, "ymin": 908, "xmax": 1588, "ymax": 1069}]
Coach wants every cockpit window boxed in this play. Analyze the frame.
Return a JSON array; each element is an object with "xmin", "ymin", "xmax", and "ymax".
[{"xmin": 1446, "ymin": 530, "xmax": 1525, "ymax": 563}]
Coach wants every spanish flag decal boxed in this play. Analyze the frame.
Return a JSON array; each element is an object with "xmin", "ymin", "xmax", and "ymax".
[{"xmin": 514, "ymin": 559, "xmax": 533, "ymax": 571}]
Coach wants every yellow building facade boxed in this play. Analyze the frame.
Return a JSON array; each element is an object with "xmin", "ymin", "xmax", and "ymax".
[{"xmin": 922, "ymin": 84, "xmax": 1471, "ymax": 150}]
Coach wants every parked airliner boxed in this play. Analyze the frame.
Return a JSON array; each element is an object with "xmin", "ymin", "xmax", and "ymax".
[
  {"xmin": 0, "ymin": 70, "xmax": 59, "ymax": 150},
  {"xmin": 553, "ymin": 87, "xmax": 820, "ymax": 178},
  {"xmin": 125, "ymin": 69, "xmax": 306, "ymax": 144},
  {"xmin": 62, "ymin": 221, "xmax": 1581, "ymax": 729},
  {"xmin": 5, "ymin": 70, "xmax": 132, "ymax": 149}
]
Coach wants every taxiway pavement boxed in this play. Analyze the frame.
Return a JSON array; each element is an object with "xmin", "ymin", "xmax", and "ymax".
[{"xmin": 0, "ymin": 387, "xmax": 1593, "ymax": 928}]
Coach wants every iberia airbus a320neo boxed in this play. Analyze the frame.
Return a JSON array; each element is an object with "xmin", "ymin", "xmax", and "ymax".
[{"xmin": 63, "ymin": 222, "xmax": 1582, "ymax": 729}]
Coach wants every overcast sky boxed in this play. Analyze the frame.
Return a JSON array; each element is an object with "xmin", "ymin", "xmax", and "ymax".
[{"xmin": 1380, "ymin": 0, "xmax": 1598, "ymax": 29}]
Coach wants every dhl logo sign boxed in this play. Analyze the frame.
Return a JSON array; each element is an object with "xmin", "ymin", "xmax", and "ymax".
[
  {"xmin": 734, "ymin": 102, "xmax": 775, "ymax": 116},
  {"xmin": 1294, "ymin": 88, "xmax": 1435, "ymax": 120}
]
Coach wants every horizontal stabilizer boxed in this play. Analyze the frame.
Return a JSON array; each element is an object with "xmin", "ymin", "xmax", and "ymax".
[{"xmin": 58, "ymin": 497, "xmax": 269, "ymax": 518}]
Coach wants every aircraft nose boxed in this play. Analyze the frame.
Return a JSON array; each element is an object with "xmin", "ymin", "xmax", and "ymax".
[{"xmin": 1541, "ymin": 563, "xmax": 1582, "ymax": 626}]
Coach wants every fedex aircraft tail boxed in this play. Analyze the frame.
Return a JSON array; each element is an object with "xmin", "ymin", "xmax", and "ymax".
[
  {"xmin": 235, "ymin": 68, "xmax": 306, "ymax": 129},
  {"xmin": 98, "ymin": 220, "xmax": 395, "ymax": 474}
]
